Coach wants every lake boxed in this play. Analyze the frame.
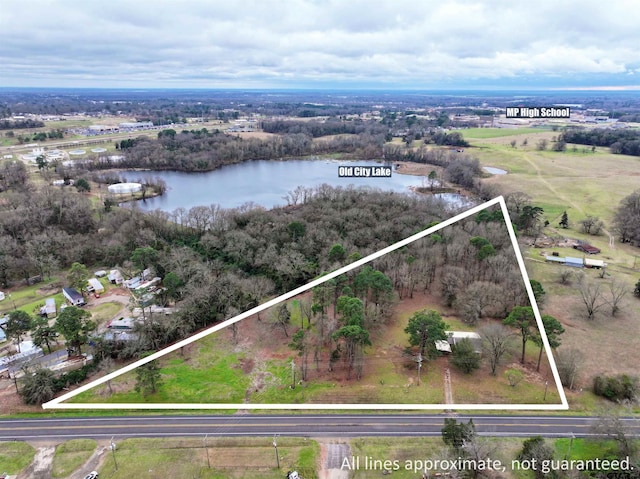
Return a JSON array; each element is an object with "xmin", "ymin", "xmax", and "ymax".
[{"xmin": 120, "ymin": 159, "xmax": 439, "ymax": 211}]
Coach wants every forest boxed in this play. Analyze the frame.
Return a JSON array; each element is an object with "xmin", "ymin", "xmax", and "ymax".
[{"xmin": 272, "ymin": 207, "xmax": 529, "ymax": 386}]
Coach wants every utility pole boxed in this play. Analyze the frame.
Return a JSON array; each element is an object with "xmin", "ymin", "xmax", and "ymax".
[
  {"xmin": 291, "ymin": 359, "xmax": 296, "ymax": 389},
  {"xmin": 10, "ymin": 371, "xmax": 18, "ymax": 393},
  {"xmin": 273, "ymin": 435, "xmax": 280, "ymax": 469},
  {"xmin": 416, "ymin": 353, "xmax": 423, "ymax": 386},
  {"xmin": 543, "ymin": 381, "xmax": 549, "ymax": 401},
  {"xmin": 204, "ymin": 434, "xmax": 211, "ymax": 468},
  {"xmin": 110, "ymin": 437, "xmax": 118, "ymax": 471},
  {"xmin": 8, "ymin": 293, "xmax": 16, "ymax": 310}
]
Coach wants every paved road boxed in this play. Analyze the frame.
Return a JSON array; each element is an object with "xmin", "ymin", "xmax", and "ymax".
[{"xmin": 0, "ymin": 414, "xmax": 639, "ymax": 441}]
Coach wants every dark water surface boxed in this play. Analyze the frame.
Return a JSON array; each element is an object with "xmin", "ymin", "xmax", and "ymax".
[{"xmin": 121, "ymin": 159, "xmax": 431, "ymax": 211}]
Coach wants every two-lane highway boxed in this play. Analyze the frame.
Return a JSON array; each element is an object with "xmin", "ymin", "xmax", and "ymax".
[{"xmin": 1, "ymin": 415, "xmax": 639, "ymax": 441}]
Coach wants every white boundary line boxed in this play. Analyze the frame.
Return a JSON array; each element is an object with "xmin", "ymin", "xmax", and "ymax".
[{"xmin": 43, "ymin": 196, "xmax": 568, "ymax": 410}]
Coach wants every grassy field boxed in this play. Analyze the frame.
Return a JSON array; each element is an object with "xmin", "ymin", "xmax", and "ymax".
[
  {"xmin": 465, "ymin": 130, "xmax": 640, "ymax": 410},
  {"xmin": 69, "ymin": 289, "xmax": 560, "ymax": 407},
  {"xmin": 462, "ymin": 127, "xmax": 552, "ymax": 139},
  {"xmin": 350, "ymin": 436, "xmax": 636, "ymax": 479},
  {"xmin": 97, "ymin": 437, "xmax": 318, "ymax": 479},
  {"xmin": 472, "ymin": 136, "xmax": 640, "ymax": 222},
  {"xmin": 51, "ymin": 439, "xmax": 97, "ymax": 478},
  {"xmin": 0, "ymin": 441, "xmax": 35, "ymax": 474}
]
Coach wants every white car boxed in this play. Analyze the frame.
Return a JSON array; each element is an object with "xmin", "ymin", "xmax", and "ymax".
[{"xmin": 84, "ymin": 472, "xmax": 99, "ymax": 479}]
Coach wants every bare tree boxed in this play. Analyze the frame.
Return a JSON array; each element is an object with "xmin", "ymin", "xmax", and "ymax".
[
  {"xmin": 298, "ymin": 297, "xmax": 314, "ymax": 329},
  {"xmin": 457, "ymin": 281, "xmax": 502, "ymax": 324},
  {"xmin": 555, "ymin": 348, "xmax": 583, "ymax": 390},
  {"xmin": 270, "ymin": 303, "xmax": 291, "ymax": 337},
  {"xmin": 591, "ymin": 410, "xmax": 637, "ymax": 458},
  {"xmin": 578, "ymin": 280, "xmax": 606, "ymax": 320},
  {"xmin": 479, "ymin": 323, "xmax": 514, "ymax": 375},
  {"xmin": 608, "ymin": 280, "xmax": 628, "ymax": 317},
  {"xmin": 579, "ymin": 215, "xmax": 604, "ymax": 235},
  {"xmin": 460, "ymin": 436, "xmax": 499, "ymax": 479},
  {"xmin": 558, "ymin": 269, "xmax": 573, "ymax": 285}
]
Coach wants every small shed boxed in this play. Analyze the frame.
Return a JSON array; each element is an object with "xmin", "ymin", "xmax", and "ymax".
[
  {"xmin": 94, "ymin": 270, "xmax": 107, "ymax": 278},
  {"xmin": 40, "ymin": 298, "xmax": 57, "ymax": 317},
  {"xmin": 435, "ymin": 340, "xmax": 452, "ymax": 353},
  {"xmin": 107, "ymin": 317, "xmax": 136, "ymax": 330},
  {"xmin": 545, "ymin": 256, "xmax": 565, "ymax": 264},
  {"xmin": 436, "ymin": 331, "xmax": 482, "ymax": 354},
  {"xmin": 87, "ymin": 278, "xmax": 105, "ymax": 293},
  {"xmin": 584, "ymin": 258, "xmax": 606, "ymax": 269},
  {"xmin": 564, "ymin": 256, "xmax": 584, "ymax": 268},
  {"xmin": 108, "ymin": 269, "xmax": 123, "ymax": 285},
  {"xmin": 63, "ymin": 287, "xmax": 86, "ymax": 306},
  {"xmin": 125, "ymin": 277, "xmax": 142, "ymax": 289},
  {"xmin": 0, "ymin": 291, "xmax": 4, "ymax": 301}
]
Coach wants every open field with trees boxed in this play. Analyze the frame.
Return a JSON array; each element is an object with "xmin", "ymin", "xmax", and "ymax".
[
  {"xmin": 0, "ymin": 88, "xmax": 639, "ymax": 418},
  {"xmin": 461, "ymin": 129, "xmax": 640, "ymax": 411},
  {"xmin": 68, "ymin": 209, "xmax": 560, "ymax": 407},
  {"xmin": 3, "ymin": 425, "xmax": 637, "ymax": 479},
  {"xmin": 0, "ymin": 437, "xmax": 319, "ymax": 478}
]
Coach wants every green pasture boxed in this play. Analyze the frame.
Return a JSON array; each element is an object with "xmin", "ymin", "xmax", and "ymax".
[
  {"xmin": 51, "ymin": 439, "xmax": 97, "ymax": 478},
  {"xmin": 0, "ymin": 441, "xmax": 35, "ymax": 475}
]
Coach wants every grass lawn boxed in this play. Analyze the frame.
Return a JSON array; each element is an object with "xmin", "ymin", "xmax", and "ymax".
[
  {"xmin": 51, "ymin": 439, "xmax": 97, "ymax": 478},
  {"xmin": 0, "ymin": 276, "xmax": 62, "ymax": 316},
  {"xmin": 89, "ymin": 301, "xmax": 123, "ymax": 326},
  {"xmin": 350, "ymin": 436, "xmax": 525, "ymax": 479},
  {"xmin": 0, "ymin": 441, "xmax": 36, "ymax": 474},
  {"xmin": 98, "ymin": 437, "xmax": 318, "ymax": 479},
  {"xmin": 554, "ymin": 437, "xmax": 620, "ymax": 461}
]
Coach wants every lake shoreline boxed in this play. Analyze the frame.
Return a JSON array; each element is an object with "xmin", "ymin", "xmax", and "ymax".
[{"xmin": 114, "ymin": 157, "xmax": 472, "ymax": 212}]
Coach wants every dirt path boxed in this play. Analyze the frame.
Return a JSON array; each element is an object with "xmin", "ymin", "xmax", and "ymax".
[
  {"xmin": 444, "ymin": 368, "xmax": 453, "ymax": 405},
  {"xmin": 16, "ymin": 446, "xmax": 55, "ymax": 479},
  {"xmin": 521, "ymin": 152, "xmax": 586, "ymax": 216},
  {"xmin": 521, "ymin": 152, "xmax": 619, "ymax": 249},
  {"xmin": 318, "ymin": 442, "xmax": 350, "ymax": 479},
  {"xmin": 65, "ymin": 444, "xmax": 108, "ymax": 479},
  {"xmin": 603, "ymin": 228, "xmax": 616, "ymax": 249}
]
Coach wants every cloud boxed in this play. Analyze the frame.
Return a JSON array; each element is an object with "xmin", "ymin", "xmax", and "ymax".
[{"xmin": 1, "ymin": 0, "xmax": 639, "ymax": 88}]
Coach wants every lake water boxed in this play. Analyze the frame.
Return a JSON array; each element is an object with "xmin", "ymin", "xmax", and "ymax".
[{"xmin": 121, "ymin": 159, "xmax": 437, "ymax": 211}]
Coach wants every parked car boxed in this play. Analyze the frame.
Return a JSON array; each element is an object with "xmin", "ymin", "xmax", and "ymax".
[{"xmin": 84, "ymin": 472, "xmax": 99, "ymax": 479}]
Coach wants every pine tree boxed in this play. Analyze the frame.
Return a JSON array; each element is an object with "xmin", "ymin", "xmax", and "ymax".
[{"xmin": 559, "ymin": 211, "xmax": 569, "ymax": 228}]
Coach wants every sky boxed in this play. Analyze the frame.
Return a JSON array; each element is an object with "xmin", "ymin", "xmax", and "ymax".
[{"xmin": 1, "ymin": 0, "xmax": 640, "ymax": 90}]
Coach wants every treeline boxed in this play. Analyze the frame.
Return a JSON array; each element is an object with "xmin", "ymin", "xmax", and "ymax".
[
  {"xmin": 424, "ymin": 130, "xmax": 469, "ymax": 147},
  {"xmin": 0, "ymin": 118, "xmax": 45, "ymax": 130},
  {"xmin": 560, "ymin": 128, "xmax": 640, "ymax": 156},
  {"xmin": 261, "ymin": 119, "xmax": 386, "ymax": 137},
  {"xmin": 0, "ymin": 160, "xmax": 29, "ymax": 193},
  {"xmin": 383, "ymin": 145, "xmax": 483, "ymax": 190},
  {"xmin": 85, "ymin": 129, "xmax": 386, "ymax": 172}
]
